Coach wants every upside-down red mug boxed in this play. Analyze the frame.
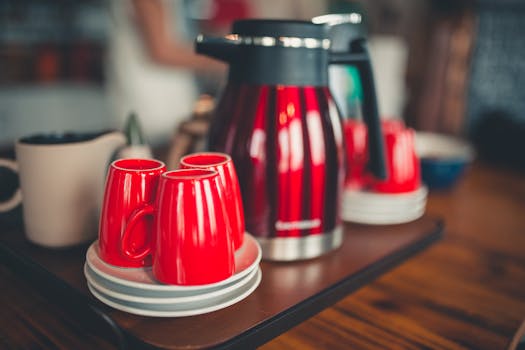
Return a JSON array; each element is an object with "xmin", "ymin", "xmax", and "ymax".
[
  {"xmin": 121, "ymin": 169, "xmax": 235, "ymax": 285},
  {"xmin": 180, "ymin": 152, "xmax": 245, "ymax": 250},
  {"xmin": 343, "ymin": 119, "xmax": 368, "ymax": 189},
  {"xmin": 98, "ymin": 158, "xmax": 166, "ymax": 267},
  {"xmin": 368, "ymin": 119, "xmax": 421, "ymax": 193}
]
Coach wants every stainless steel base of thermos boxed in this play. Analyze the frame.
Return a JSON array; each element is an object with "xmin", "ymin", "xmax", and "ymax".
[{"xmin": 256, "ymin": 227, "xmax": 343, "ymax": 261}]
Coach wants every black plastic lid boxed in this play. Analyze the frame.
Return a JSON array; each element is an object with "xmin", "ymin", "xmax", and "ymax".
[{"xmin": 232, "ymin": 19, "xmax": 327, "ymax": 39}]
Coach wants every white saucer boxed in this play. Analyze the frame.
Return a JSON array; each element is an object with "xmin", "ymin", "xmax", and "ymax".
[
  {"xmin": 342, "ymin": 206, "xmax": 425, "ymax": 225},
  {"xmin": 85, "ymin": 233, "xmax": 261, "ymax": 295},
  {"xmin": 87, "ymin": 267, "xmax": 262, "ymax": 317},
  {"xmin": 85, "ymin": 263, "xmax": 258, "ymax": 304},
  {"xmin": 342, "ymin": 186, "xmax": 427, "ymax": 225},
  {"xmin": 343, "ymin": 199, "xmax": 427, "ymax": 216},
  {"xmin": 343, "ymin": 186, "xmax": 428, "ymax": 206}
]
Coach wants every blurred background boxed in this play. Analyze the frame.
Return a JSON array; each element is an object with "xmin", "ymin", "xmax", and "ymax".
[{"xmin": 1, "ymin": 0, "xmax": 524, "ymax": 170}]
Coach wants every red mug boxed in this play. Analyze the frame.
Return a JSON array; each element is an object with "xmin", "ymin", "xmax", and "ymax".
[
  {"xmin": 369, "ymin": 119, "xmax": 421, "ymax": 193},
  {"xmin": 122, "ymin": 169, "xmax": 235, "ymax": 285},
  {"xmin": 180, "ymin": 152, "xmax": 245, "ymax": 250},
  {"xmin": 98, "ymin": 158, "xmax": 166, "ymax": 267}
]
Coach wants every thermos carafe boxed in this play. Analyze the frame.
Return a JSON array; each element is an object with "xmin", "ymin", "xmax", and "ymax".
[{"xmin": 196, "ymin": 20, "xmax": 385, "ymax": 260}]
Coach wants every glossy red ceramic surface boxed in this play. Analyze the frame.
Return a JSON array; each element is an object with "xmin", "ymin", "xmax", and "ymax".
[
  {"xmin": 369, "ymin": 120, "xmax": 421, "ymax": 193},
  {"xmin": 208, "ymin": 84, "xmax": 345, "ymax": 238},
  {"xmin": 98, "ymin": 159, "xmax": 166, "ymax": 268},
  {"xmin": 152, "ymin": 169, "xmax": 235, "ymax": 285},
  {"xmin": 343, "ymin": 119, "xmax": 368, "ymax": 189},
  {"xmin": 180, "ymin": 152, "xmax": 245, "ymax": 250}
]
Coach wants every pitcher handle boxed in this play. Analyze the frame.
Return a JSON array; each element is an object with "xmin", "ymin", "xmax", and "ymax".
[
  {"xmin": 121, "ymin": 204, "xmax": 155, "ymax": 261},
  {"xmin": 329, "ymin": 39, "xmax": 387, "ymax": 179},
  {"xmin": 0, "ymin": 159, "xmax": 22, "ymax": 212}
]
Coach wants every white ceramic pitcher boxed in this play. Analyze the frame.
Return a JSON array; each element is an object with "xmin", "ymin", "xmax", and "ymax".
[{"xmin": 0, "ymin": 131, "xmax": 126, "ymax": 247}]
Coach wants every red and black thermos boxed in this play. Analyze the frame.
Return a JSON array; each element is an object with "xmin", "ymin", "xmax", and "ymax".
[{"xmin": 196, "ymin": 19, "xmax": 385, "ymax": 260}]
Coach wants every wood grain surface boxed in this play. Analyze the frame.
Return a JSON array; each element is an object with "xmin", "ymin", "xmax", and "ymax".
[
  {"xmin": 261, "ymin": 163, "xmax": 525, "ymax": 350},
  {"xmin": 1, "ymin": 162, "xmax": 524, "ymax": 349},
  {"xmin": 0, "ymin": 201, "xmax": 442, "ymax": 349}
]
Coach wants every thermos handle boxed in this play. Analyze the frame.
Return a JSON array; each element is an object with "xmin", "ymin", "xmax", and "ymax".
[{"xmin": 329, "ymin": 39, "xmax": 387, "ymax": 179}]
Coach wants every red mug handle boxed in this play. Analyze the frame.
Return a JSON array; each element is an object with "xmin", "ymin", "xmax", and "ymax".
[{"xmin": 120, "ymin": 204, "xmax": 155, "ymax": 261}]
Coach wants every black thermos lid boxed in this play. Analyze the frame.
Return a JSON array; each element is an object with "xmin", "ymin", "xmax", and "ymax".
[
  {"xmin": 232, "ymin": 19, "xmax": 328, "ymax": 39},
  {"xmin": 228, "ymin": 20, "xmax": 330, "ymax": 86}
]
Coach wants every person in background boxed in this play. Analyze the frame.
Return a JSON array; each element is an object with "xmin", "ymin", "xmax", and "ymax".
[{"xmin": 105, "ymin": 0, "xmax": 226, "ymax": 146}]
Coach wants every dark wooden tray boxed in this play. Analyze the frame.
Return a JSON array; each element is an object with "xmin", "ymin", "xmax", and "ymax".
[{"xmin": 0, "ymin": 214, "xmax": 443, "ymax": 349}]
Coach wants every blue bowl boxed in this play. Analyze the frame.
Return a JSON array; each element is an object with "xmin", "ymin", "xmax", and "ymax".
[{"xmin": 415, "ymin": 132, "xmax": 475, "ymax": 190}]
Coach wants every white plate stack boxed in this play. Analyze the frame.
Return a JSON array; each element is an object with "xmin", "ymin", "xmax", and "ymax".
[
  {"xmin": 342, "ymin": 186, "xmax": 428, "ymax": 225},
  {"xmin": 84, "ymin": 234, "xmax": 262, "ymax": 317}
]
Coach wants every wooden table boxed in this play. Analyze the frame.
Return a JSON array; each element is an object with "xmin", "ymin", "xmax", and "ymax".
[
  {"xmin": 1, "ymin": 162, "xmax": 524, "ymax": 349},
  {"xmin": 262, "ymin": 163, "xmax": 525, "ymax": 350}
]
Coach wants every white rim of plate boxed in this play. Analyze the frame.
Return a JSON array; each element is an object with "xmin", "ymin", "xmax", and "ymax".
[
  {"xmin": 343, "ymin": 200, "xmax": 426, "ymax": 208},
  {"xmin": 87, "ymin": 267, "xmax": 262, "ymax": 317},
  {"xmin": 343, "ymin": 186, "xmax": 428, "ymax": 201},
  {"xmin": 84, "ymin": 263, "xmax": 223, "ymax": 298},
  {"xmin": 344, "ymin": 204, "xmax": 426, "ymax": 217},
  {"xmin": 342, "ymin": 205, "xmax": 427, "ymax": 215},
  {"xmin": 86, "ymin": 233, "xmax": 261, "ymax": 292},
  {"xmin": 343, "ymin": 193, "xmax": 427, "ymax": 204},
  {"xmin": 84, "ymin": 263, "xmax": 258, "ymax": 304},
  {"xmin": 342, "ymin": 200, "xmax": 427, "ymax": 214},
  {"xmin": 342, "ymin": 207, "xmax": 425, "ymax": 225}
]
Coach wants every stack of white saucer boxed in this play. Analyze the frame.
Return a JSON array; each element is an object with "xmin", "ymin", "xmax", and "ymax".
[
  {"xmin": 84, "ymin": 234, "xmax": 262, "ymax": 317},
  {"xmin": 342, "ymin": 186, "xmax": 428, "ymax": 225}
]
